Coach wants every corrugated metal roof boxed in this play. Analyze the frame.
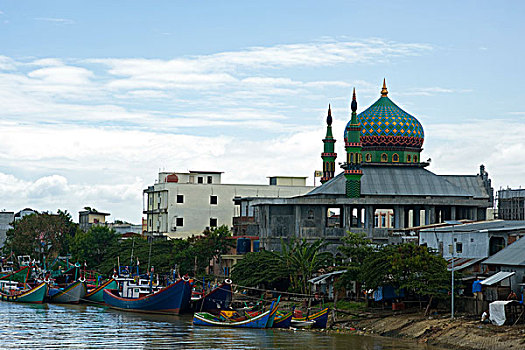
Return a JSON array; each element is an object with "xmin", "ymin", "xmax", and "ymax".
[
  {"xmin": 483, "ymin": 237, "xmax": 525, "ymax": 266},
  {"xmin": 447, "ymin": 257, "xmax": 484, "ymax": 272},
  {"xmin": 307, "ymin": 166, "xmax": 484, "ymax": 198},
  {"xmin": 440, "ymin": 175, "xmax": 489, "ymax": 199},
  {"xmin": 479, "ymin": 271, "xmax": 516, "ymax": 285},
  {"xmin": 421, "ymin": 220, "xmax": 525, "ymax": 233}
]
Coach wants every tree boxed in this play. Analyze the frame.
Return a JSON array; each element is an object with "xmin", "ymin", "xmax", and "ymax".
[
  {"xmin": 359, "ymin": 243, "xmax": 451, "ymax": 310},
  {"xmin": 231, "ymin": 250, "xmax": 288, "ymax": 288},
  {"xmin": 3, "ymin": 212, "xmax": 73, "ymax": 265},
  {"xmin": 337, "ymin": 231, "xmax": 375, "ymax": 298},
  {"xmin": 69, "ymin": 226, "xmax": 119, "ymax": 268},
  {"xmin": 187, "ymin": 225, "xmax": 235, "ymax": 276}
]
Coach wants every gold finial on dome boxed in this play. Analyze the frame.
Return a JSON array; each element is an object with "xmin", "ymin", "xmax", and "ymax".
[{"xmin": 381, "ymin": 78, "xmax": 388, "ymax": 97}]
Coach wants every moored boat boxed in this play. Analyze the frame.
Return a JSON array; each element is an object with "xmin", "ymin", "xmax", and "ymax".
[
  {"xmin": 0, "ymin": 282, "xmax": 48, "ymax": 304},
  {"xmin": 193, "ymin": 297, "xmax": 280, "ymax": 329},
  {"xmin": 84, "ymin": 278, "xmax": 118, "ymax": 304},
  {"xmin": 47, "ymin": 280, "xmax": 87, "ymax": 304},
  {"xmin": 273, "ymin": 309, "xmax": 294, "ymax": 328},
  {"xmin": 292, "ymin": 307, "xmax": 329, "ymax": 328},
  {"xmin": 103, "ymin": 277, "xmax": 192, "ymax": 314},
  {"xmin": 191, "ymin": 279, "xmax": 233, "ymax": 313}
]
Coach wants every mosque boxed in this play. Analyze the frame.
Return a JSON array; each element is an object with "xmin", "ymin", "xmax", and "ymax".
[{"xmin": 238, "ymin": 80, "xmax": 494, "ymax": 253}]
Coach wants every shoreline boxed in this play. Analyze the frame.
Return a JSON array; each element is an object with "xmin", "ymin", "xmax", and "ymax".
[{"xmin": 324, "ymin": 311, "xmax": 525, "ymax": 350}]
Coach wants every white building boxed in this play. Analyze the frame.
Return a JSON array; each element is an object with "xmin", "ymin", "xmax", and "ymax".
[{"xmin": 143, "ymin": 171, "xmax": 314, "ymax": 239}]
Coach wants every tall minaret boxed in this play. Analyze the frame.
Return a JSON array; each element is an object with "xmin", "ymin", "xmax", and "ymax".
[
  {"xmin": 343, "ymin": 88, "xmax": 363, "ymax": 197},
  {"xmin": 321, "ymin": 105, "xmax": 337, "ymax": 184}
]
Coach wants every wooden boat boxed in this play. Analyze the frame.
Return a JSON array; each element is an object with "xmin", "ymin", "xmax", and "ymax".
[
  {"xmin": 193, "ymin": 297, "xmax": 280, "ymax": 328},
  {"xmin": 191, "ymin": 280, "xmax": 233, "ymax": 313},
  {"xmin": 84, "ymin": 278, "xmax": 118, "ymax": 304},
  {"xmin": 0, "ymin": 265, "xmax": 32, "ymax": 283},
  {"xmin": 103, "ymin": 278, "xmax": 192, "ymax": 314},
  {"xmin": 0, "ymin": 281, "xmax": 48, "ymax": 303},
  {"xmin": 273, "ymin": 309, "xmax": 294, "ymax": 328},
  {"xmin": 47, "ymin": 280, "xmax": 87, "ymax": 304},
  {"xmin": 292, "ymin": 307, "xmax": 329, "ymax": 328}
]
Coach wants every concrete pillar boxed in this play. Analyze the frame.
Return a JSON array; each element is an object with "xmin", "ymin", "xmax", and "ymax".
[
  {"xmin": 344, "ymin": 206, "xmax": 353, "ymax": 229},
  {"xmin": 451, "ymin": 206, "xmax": 456, "ymax": 221},
  {"xmin": 472, "ymin": 207, "xmax": 478, "ymax": 221},
  {"xmin": 295, "ymin": 206, "xmax": 301, "ymax": 237},
  {"xmin": 425, "ymin": 206, "xmax": 436, "ymax": 225},
  {"xmin": 365, "ymin": 205, "xmax": 374, "ymax": 230},
  {"xmin": 394, "ymin": 206, "xmax": 401, "ymax": 228}
]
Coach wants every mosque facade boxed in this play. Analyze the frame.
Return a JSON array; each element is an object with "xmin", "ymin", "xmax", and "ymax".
[{"xmin": 237, "ymin": 80, "xmax": 494, "ymax": 253}]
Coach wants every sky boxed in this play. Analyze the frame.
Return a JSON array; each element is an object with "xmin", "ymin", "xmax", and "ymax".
[{"xmin": 0, "ymin": 1, "xmax": 524, "ymax": 224}]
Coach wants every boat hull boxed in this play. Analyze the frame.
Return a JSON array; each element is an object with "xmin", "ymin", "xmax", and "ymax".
[
  {"xmin": 103, "ymin": 279, "xmax": 192, "ymax": 314},
  {"xmin": 191, "ymin": 282, "xmax": 232, "ymax": 313},
  {"xmin": 193, "ymin": 299, "xmax": 279, "ymax": 329},
  {"xmin": 273, "ymin": 310, "xmax": 293, "ymax": 328},
  {"xmin": 292, "ymin": 307, "xmax": 329, "ymax": 328},
  {"xmin": 0, "ymin": 282, "xmax": 48, "ymax": 304},
  {"xmin": 48, "ymin": 281, "xmax": 87, "ymax": 304},
  {"xmin": 84, "ymin": 279, "xmax": 118, "ymax": 304}
]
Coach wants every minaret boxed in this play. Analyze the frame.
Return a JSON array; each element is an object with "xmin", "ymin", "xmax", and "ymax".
[
  {"xmin": 321, "ymin": 104, "xmax": 337, "ymax": 184},
  {"xmin": 343, "ymin": 88, "xmax": 363, "ymax": 197}
]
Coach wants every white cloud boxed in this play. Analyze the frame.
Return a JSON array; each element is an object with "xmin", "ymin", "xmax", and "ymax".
[{"xmin": 34, "ymin": 17, "xmax": 75, "ymax": 25}]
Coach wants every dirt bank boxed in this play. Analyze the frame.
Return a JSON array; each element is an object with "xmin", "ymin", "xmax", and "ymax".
[{"xmin": 330, "ymin": 312, "xmax": 525, "ymax": 350}]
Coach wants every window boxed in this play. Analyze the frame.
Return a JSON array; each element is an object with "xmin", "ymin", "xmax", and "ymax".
[
  {"xmin": 392, "ymin": 153, "xmax": 399, "ymax": 162},
  {"xmin": 207, "ymin": 176, "xmax": 213, "ymax": 184},
  {"xmin": 210, "ymin": 195, "xmax": 218, "ymax": 205},
  {"xmin": 365, "ymin": 153, "xmax": 372, "ymax": 162},
  {"xmin": 414, "ymin": 155, "xmax": 418, "ymax": 163},
  {"xmin": 210, "ymin": 218, "xmax": 217, "ymax": 227},
  {"xmin": 456, "ymin": 242, "xmax": 463, "ymax": 254},
  {"xmin": 198, "ymin": 177, "xmax": 203, "ymax": 184},
  {"xmin": 176, "ymin": 217, "xmax": 184, "ymax": 226},
  {"xmin": 358, "ymin": 153, "xmax": 362, "ymax": 163},
  {"xmin": 381, "ymin": 153, "xmax": 388, "ymax": 162},
  {"xmin": 407, "ymin": 155, "xmax": 411, "ymax": 162},
  {"xmin": 350, "ymin": 153, "xmax": 354, "ymax": 163},
  {"xmin": 177, "ymin": 194, "xmax": 184, "ymax": 203}
]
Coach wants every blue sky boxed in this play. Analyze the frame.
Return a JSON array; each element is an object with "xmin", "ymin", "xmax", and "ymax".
[{"xmin": 0, "ymin": 1, "xmax": 523, "ymax": 223}]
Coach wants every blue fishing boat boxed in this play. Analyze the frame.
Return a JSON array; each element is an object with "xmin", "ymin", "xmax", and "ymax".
[
  {"xmin": 273, "ymin": 309, "xmax": 293, "ymax": 328},
  {"xmin": 193, "ymin": 297, "xmax": 280, "ymax": 328},
  {"xmin": 84, "ymin": 278, "xmax": 118, "ymax": 304},
  {"xmin": 103, "ymin": 277, "xmax": 192, "ymax": 314},
  {"xmin": 191, "ymin": 279, "xmax": 233, "ymax": 313},
  {"xmin": 292, "ymin": 307, "xmax": 329, "ymax": 328}
]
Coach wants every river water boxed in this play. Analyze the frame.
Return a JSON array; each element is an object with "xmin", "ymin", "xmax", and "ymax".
[{"xmin": 0, "ymin": 302, "xmax": 445, "ymax": 349}]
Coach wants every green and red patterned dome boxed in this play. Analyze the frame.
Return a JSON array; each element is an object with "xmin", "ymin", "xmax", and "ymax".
[{"xmin": 345, "ymin": 80, "xmax": 424, "ymax": 151}]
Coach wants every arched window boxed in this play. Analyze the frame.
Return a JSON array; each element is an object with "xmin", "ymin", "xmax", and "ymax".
[
  {"xmin": 392, "ymin": 153, "xmax": 399, "ymax": 162},
  {"xmin": 365, "ymin": 153, "xmax": 372, "ymax": 162},
  {"xmin": 414, "ymin": 155, "xmax": 418, "ymax": 163},
  {"xmin": 350, "ymin": 153, "xmax": 354, "ymax": 163},
  {"xmin": 407, "ymin": 155, "xmax": 411, "ymax": 162},
  {"xmin": 381, "ymin": 153, "xmax": 388, "ymax": 162}
]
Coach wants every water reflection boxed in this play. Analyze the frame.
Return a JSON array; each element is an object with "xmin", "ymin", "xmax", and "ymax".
[{"xmin": 0, "ymin": 302, "xmax": 443, "ymax": 349}]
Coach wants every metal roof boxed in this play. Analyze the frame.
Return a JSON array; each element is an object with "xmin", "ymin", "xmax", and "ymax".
[
  {"xmin": 483, "ymin": 237, "xmax": 525, "ymax": 266},
  {"xmin": 439, "ymin": 175, "xmax": 489, "ymax": 199},
  {"xmin": 307, "ymin": 270, "xmax": 346, "ymax": 284},
  {"xmin": 446, "ymin": 257, "xmax": 484, "ymax": 272},
  {"xmin": 307, "ymin": 165, "xmax": 484, "ymax": 198},
  {"xmin": 479, "ymin": 271, "xmax": 516, "ymax": 286},
  {"xmin": 421, "ymin": 220, "xmax": 525, "ymax": 234}
]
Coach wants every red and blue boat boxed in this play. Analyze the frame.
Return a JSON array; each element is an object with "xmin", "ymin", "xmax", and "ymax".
[
  {"xmin": 193, "ymin": 297, "xmax": 280, "ymax": 328},
  {"xmin": 191, "ymin": 279, "xmax": 233, "ymax": 313},
  {"xmin": 103, "ymin": 277, "xmax": 192, "ymax": 314}
]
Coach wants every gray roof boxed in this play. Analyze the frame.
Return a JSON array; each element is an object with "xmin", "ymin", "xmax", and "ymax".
[
  {"xmin": 439, "ymin": 175, "xmax": 489, "ymax": 199},
  {"xmin": 307, "ymin": 165, "xmax": 484, "ymax": 198},
  {"xmin": 420, "ymin": 220, "xmax": 525, "ymax": 234},
  {"xmin": 483, "ymin": 237, "xmax": 525, "ymax": 266}
]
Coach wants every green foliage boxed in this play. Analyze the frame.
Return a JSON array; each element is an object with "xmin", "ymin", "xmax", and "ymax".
[
  {"xmin": 360, "ymin": 243, "xmax": 451, "ymax": 299},
  {"xmin": 3, "ymin": 211, "xmax": 77, "ymax": 262},
  {"xmin": 231, "ymin": 250, "xmax": 288, "ymax": 287},
  {"xmin": 69, "ymin": 226, "xmax": 119, "ymax": 268},
  {"xmin": 232, "ymin": 238, "xmax": 332, "ymax": 294},
  {"xmin": 187, "ymin": 225, "xmax": 235, "ymax": 275},
  {"xmin": 337, "ymin": 231, "xmax": 374, "ymax": 288}
]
